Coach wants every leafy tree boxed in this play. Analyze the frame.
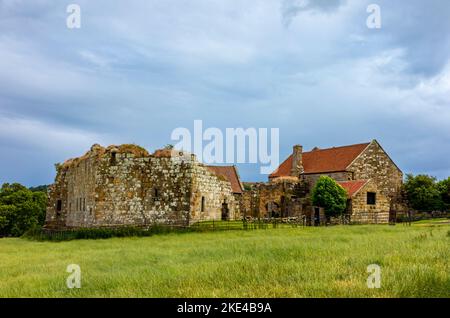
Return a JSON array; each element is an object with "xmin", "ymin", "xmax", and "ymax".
[
  {"xmin": 29, "ymin": 185, "xmax": 49, "ymax": 193},
  {"xmin": 0, "ymin": 183, "xmax": 47, "ymax": 237},
  {"xmin": 311, "ymin": 176, "xmax": 348, "ymax": 217},
  {"xmin": 437, "ymin": 177, "xmax": 450, "ymax": 210},
  {"xmin": 403, "ymin": 174, "xmax": 443, "ymax": 212}
]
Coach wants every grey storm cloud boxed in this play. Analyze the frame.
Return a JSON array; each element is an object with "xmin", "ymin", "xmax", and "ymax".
[
  {"xmin": 281, "ymin": 0, "xmax": 345, "ymax": 26},
  {"xmin": 363, "ymin": 0, "xmax": 450, "ymax": 77},
  {"xmin": 0, "ymin": 0, "xmax": 449, "ymax": 186}
]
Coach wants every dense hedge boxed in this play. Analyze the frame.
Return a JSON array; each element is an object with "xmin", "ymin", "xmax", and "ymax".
[{"xmin": 23, "ymin": 225, "xmax": 195, "ymax": 241}]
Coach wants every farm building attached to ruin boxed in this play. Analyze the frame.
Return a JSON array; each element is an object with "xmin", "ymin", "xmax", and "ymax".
[
  {"xmin": 45, "ymin": 139, "xmax": 404, "ymax": 229},
  {"xmin": 256, "ymin": 139, "xmax": 404, "ymax": 224}
]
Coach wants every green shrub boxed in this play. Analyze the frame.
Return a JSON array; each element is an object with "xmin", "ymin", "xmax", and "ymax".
[
  {"xmin": 22, "ymin": 225, "xmax": 194, "ymax": 242},
  {"xmin": 311, "ymin": 176, "xmax": 348, "ymax": 217}
]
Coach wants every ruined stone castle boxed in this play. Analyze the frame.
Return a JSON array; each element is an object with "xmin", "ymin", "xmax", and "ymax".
[
  {"xmin": 46, "ymin": 139, "xmax": 403, "ymax": 229},
  {"xmin": 45, "ymin": 144, "xmax": 242, "ymax": 229}
]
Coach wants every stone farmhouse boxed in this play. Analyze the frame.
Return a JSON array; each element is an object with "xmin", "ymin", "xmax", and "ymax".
[
  {"xmin": 250, "ymin": 139, "xmax": 404, "ymax": 224},
  {"xmin": 46, "ymin": 139, "xmax": 403, "ymax": 229}
]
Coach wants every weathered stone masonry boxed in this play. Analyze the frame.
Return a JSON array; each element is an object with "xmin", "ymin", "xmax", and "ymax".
[
  {"xmin": 46, "ymin": 139, "xmax": 404, "ymax": 228},
  {"xmin": 266, "ymin": 139, "xmax": 404, "ymax": 224},
  {"xmin": 46, "ymin": 144, "xmax": 238, "ymax": 229},
  {"xmin": 347, "ymin": 141, "xmax": 403, "ymax": 201},
  {"xmin": 347, "ymin": 180, "xmax": 390, "ymax": 224}
]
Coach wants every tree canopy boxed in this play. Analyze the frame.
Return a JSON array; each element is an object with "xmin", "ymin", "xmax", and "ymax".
[
  {"xmin": 437, "ymin": 177, "xmax": 450, "ymax": 210},
  {"xmin": 311, "ymin": 176, "xmax": 348, "ymax": 217},
  {"xmin": 0, "ymin": 183, "xmax": 47, "ymax": 237},
  {"xmin": 403, "ymin": 174, "xmax": 445, "ymax": 212}
]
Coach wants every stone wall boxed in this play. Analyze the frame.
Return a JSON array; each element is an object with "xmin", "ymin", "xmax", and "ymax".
[
  {"xmin": 302, "ymin": 171, "xmax": 352, "ymax": 187},
  {"xmin": 242, "ymin": 180, "xmax": 309, "ymax": 218},
  {"xmin": 46, "ymin": 153, "xmax": 100, "ymax": 228},
  {"xmin": 46, "ymin": 167, "xmax": 70, "ymax": 228},
  {"xmin": 46, "ymin": 145, "xmax": 239, "ymax": 229},
  {"xmin": 350, "ymin": 180, "xmax": 390, "ymax": 224},
  {"xmin": 93, "ymin": 153, "xmax": 193, "ymax": 227},
  {"xmin": 190, "ymin": 162, "xmax": 237, "ymax": 222},
  {"xmin": 348, "ymin": 140, "xmax": 403, "ymax": 201}
]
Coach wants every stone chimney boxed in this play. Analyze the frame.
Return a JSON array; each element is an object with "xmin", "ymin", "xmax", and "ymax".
[{"xmin": 290, "ymin": 145, "xmax": 304, "ymax": 177}]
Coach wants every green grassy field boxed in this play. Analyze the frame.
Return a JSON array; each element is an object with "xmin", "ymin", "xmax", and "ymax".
[{"xmin": 0, "ymin": 222, "xmax": 449, "ymax": 298}]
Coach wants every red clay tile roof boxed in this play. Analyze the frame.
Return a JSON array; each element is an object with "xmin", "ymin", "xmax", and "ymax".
[
  {"xmin": 206, "ymin": 166, "xmax": 243, "ymax": 194},
  {"xmin": 338, "ymin": 180, "xmax": 369, "ymax": 197},
  {"xmin": 269, "ymin": 142, "xmax": 370, "ymax": 178}
]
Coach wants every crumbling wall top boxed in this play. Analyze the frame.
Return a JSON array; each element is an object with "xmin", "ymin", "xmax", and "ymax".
[{"xmin": 60, "ymin": 143, "xmax": 150, "ymax": 170}]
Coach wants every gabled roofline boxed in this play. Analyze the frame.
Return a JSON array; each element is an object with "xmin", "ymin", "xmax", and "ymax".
[
  {"xmin": 270, "ymin": 141, "xmax": 371, "ymax": 178},
  {"xmin": 206, "ymin": 164, "xmax": 244, "ymax": 194},
  {"xmin": 351, "ymin": 179, "xmax": 371, "ymax": 197},
  {"xmin": 344, "ymin": 141, "xmax": 372, "ymax": 171},
  {"xmin": 338, "ymin": 179, "xmax": 371, "ymax": 197},
  {"xmin": 269, "ymin": 155, "xmax": 292, "ymax": 178},
  {"xmin": 232, "ymin": 165, "xmax": 244, "ymax": 194},
  {"xmin": 345, "ymin": 139, "xmax": 403, "ymax": 174},
  {"xmin": 372, "ymin": 139, "xmax": 403, "ymax": 173}
]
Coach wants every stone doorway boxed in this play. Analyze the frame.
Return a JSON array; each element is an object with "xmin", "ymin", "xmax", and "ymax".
[
  {"xmin": 221, "ymin": 201, "xmax": 229, "ymax": 221},
  {"xmin": 389, "ymin": 208, "xmax": 397, "ymax": 225},
  {"xmin": 314, "ymin": 207, "xmax": 320, "ymax": 226},
  {"xmin": 266, "ymin": 201, "xmax": 280, "ymax": 218}
]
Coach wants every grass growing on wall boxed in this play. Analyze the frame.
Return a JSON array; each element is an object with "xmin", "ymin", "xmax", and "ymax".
[{"xmin": 0, "ymin": 221, "xmax": 449, "ymax": 297}]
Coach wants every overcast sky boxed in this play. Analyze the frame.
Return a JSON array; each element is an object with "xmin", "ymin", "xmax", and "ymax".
[{"xmin": 1, "ymin": 0, "xmax": 449, "ymax": 186}]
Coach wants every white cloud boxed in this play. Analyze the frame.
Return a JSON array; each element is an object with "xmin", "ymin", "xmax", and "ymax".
[
  {"xmin": 79, "ymin": 50, "xmax": 115, "ymax": 68},
  {"xmin": 0, "ymin": 0, "xmax": 449, "ymax": 183}
]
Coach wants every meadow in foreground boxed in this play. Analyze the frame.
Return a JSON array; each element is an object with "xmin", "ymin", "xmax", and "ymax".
[{"xmin": 0, "ymin": 222, "xmax": 449, "ymax": 297}]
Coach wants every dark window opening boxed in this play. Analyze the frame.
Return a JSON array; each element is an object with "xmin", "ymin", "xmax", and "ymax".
[
  {"xmin": 266, "ymin": 201, "xmax": 280, "ymax": 218},
  {"xmin": 56, "ymin": 200, "xmax": 62, "ymax": 212},
  {"xmin": 83, "ymin": 198, "xmax": 86, "ymax": 212},
  {"xmin": 153, "ymin": 188, "xmax": 160, "ymax": 201},
  {"xmin": 111, "ymin": 152, "xmax": 117, "ymax": 165},
  {"xmin": 314, "ymin": 207, "xmax": 320, "ymax": 226},
  {"xmin": 281, "ymin": 196, "xmax": 286, "ymax": 217},
  {"xmin": 221, "ymin": 201, "xmax": 229, "ymax": 221},
  {"xmin": 201, "ymin": 196, "xmax": 205, "ymax": 212},
  {"xmin": 367, "ymin": 192, "xmax": 376, "ymax": 205}
]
